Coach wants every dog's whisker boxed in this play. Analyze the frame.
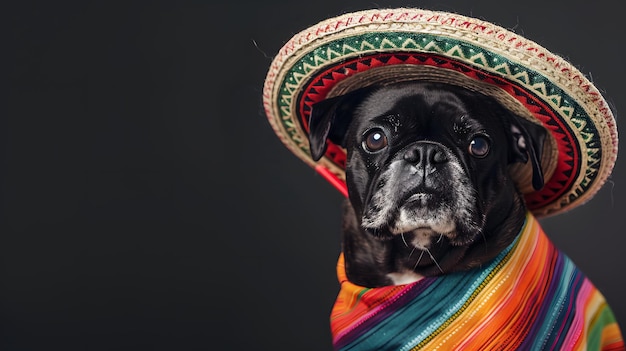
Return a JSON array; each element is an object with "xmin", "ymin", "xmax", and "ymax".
[
  {"xmin": 436, "ymin": 233, "xmax": 443, "ymax": 243},
  {"xmin": 479, "ymin": 229, "xmax": 488, "ymax": 253},
  {"xmin": 425, "ymin": 248, "xmax": 444, "ymax": 274},
  {"xmin": 401, "ymin": 233, "xmax": 409, "ymax": 247},
  {"xmin": 408, "ymin": 246, "xmax": 416, "ymax": 258},
  {"xmin": 413, "ymin": 250, "xmax": 425, "ymax": 270}
]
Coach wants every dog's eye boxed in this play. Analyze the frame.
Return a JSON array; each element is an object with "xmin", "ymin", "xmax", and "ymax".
[
  {"xmin": 468, "ymin": 135, "xmax": 490, "ymax": 158},
  {"xmin": 362, "ymin": 128, "xmax": 388, "ymax": 152}
]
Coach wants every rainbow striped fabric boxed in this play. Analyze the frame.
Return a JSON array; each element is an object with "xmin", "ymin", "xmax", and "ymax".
[{"xmin": 330, "ymin": 213, "xmax": 624, "ymax": 350}]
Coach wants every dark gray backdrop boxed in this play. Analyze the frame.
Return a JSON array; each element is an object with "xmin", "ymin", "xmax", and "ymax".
[{"xmin": 6, "ymin": 1, "xmax": 624, "ymax": 350}]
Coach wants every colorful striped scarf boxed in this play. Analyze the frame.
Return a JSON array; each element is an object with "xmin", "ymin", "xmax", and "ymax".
[{"xmin": 330, "ymin": 212, "xmax": 624, "ymax": 350}]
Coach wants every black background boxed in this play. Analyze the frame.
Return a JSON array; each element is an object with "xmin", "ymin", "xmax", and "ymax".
[{"xmin": 5, "ymin": 1, "xmax": 625, "ymax": 350}]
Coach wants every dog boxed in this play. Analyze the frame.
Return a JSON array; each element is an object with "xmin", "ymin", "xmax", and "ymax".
[{"xmin": 306, "ymin": 81, "xmax": 624, "ymax": 350}]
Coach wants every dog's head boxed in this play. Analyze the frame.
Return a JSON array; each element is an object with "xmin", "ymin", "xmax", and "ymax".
[{"xmin": 308, "ymin": 81, "xmax": 547, "ymax": 282}]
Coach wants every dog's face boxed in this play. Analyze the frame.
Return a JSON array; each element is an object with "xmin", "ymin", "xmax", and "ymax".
[{"xmin": 308, "ymin": 81, "xmax": 547, "ymax": 286}]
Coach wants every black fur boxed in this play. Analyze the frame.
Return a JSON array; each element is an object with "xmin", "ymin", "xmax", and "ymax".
[{"xmin": 309, "ymin": 81, "xmax": 546, "ymax": 287}]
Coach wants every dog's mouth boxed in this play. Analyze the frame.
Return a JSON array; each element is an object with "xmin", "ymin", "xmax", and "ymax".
[
  {"xmin": 400, "ymin": 191, "xmax": 454, "ymax": 212},
  {"xmin": 362, "ymin": 183, "xmax": 488, "ymax": 251},
  {"xmin": 404, "ymin": 192, "xmax": 434, "ymax": 207},
  {"xmin": 394, "ymin": 192, "xmax": 456, "ymax": 229}
]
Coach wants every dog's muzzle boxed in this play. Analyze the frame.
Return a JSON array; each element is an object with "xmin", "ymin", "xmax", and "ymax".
[{"xmin": 361, "ymin": 141, "xmax": 478, "ymax": 243}]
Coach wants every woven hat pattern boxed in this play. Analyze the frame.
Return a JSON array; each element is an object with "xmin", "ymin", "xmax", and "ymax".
[{"xmin": 263, "ymin": 8, "xmax": 618, "ymax": 217}]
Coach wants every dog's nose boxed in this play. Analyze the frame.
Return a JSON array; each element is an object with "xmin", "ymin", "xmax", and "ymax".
[{"xmin": 403, "ymin": 143, "xmax": 448, "ymax": 165}]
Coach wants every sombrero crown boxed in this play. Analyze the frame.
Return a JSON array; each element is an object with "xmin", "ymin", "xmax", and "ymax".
[{"xmin": 262, "ymin": 8, "xmax": 618, "ymax": 217}]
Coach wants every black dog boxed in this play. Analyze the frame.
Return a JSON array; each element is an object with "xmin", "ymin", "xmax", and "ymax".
[{"xmin": 308, "ymin": 81, "xmax": 546, "ymax": 287}]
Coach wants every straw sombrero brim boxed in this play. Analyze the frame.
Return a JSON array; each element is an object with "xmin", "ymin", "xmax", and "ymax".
[{"xmin": 262, "ymin": 8, "xmax": 618, "ymax": 217}]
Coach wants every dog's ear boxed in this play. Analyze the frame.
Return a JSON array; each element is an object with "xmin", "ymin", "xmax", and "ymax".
[
  {"xmin": 508, "ymin": 116, "xmax": 547, "ymax": 191},
  {"xmin": 308, "ymin": 87, "xmax": 372, "ymax": 161}
]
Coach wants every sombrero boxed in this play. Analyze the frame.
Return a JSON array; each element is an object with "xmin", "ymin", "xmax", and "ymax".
[{"xmin": 262, "ymin": 8, "xmax": 618, "ymax": 217}]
